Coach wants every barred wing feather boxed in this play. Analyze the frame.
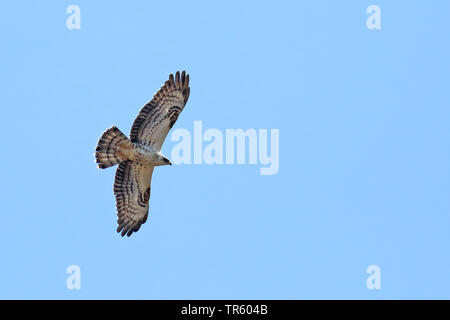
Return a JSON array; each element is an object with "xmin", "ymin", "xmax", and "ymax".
[
  {"xmin": 114, "ymin": 160, "xmax": 154, "ymax": 237},
  {"xmin": 130, "ymin": 70, "xmax": 190, "ymax": 151}
]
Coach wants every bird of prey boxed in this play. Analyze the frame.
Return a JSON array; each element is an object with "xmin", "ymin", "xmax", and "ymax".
[{"xmin": 95, "ymin": 71, "xmax": 190, "ymax": 237}]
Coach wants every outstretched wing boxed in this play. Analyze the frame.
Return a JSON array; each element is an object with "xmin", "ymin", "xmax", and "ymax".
[
  {"xmin": 114, "ymin": 160, "xmax": 154, "ymax": 237},
  {"xmin": 130, "ymin": 70, "xmax": 190, "ymax": 151}
]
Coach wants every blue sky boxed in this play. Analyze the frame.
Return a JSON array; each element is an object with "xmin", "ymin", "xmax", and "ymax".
[{"xmin": 0, "ymin": 1, "xmax": 449, "ymax": 299}]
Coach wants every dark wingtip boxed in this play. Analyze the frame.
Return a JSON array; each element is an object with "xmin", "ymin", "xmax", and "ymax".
[{"xmin": 169, "ymin": 74, "xmax": 175, "ymax": 86}]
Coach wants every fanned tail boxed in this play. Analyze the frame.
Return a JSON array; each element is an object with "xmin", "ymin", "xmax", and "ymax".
[{"xmin": 95, "ymin": 126, "xmax": 132, "ymax": 169}]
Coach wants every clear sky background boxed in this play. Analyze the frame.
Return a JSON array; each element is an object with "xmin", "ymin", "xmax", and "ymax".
[{"xmin": 0, "ymin": 1, "xmax": 449, "ymax": 299}]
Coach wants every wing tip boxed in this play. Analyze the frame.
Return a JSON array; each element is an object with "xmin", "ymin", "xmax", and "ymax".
[
  {"xmin": 152, "ymin": 70, "xmax": 189, "ymax": 104},
  {"xmin": 116, "ymin": 221, "xmax": 134, "ymax": 237},
  {"xmin": 167, "ymin": 70, "xmax": 189, "ymax": 90}
]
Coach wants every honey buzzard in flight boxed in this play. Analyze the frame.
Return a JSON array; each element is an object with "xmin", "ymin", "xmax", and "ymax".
[{"xmin": 95, "ymin": 71, "xmax": 190, "ymax": 237}]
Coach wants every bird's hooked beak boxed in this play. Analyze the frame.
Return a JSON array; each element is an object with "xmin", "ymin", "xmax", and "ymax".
[{"xmin": 163, "ymin": 157, "xmax": 172, "ymax": 166}]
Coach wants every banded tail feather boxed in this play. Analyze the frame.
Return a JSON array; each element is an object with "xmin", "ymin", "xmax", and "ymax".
[{"xmin": 95, "ymin": 126, "xmax": 132, "ymax": 169}]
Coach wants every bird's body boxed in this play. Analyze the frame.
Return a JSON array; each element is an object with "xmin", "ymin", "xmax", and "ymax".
[
  {"xmin": 95, "ymin": 71, "xmax": 190, "ymax": 237},
  {"xmin": 118, "ymin": 142, "xmax": 170, "ymax": 166}
]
